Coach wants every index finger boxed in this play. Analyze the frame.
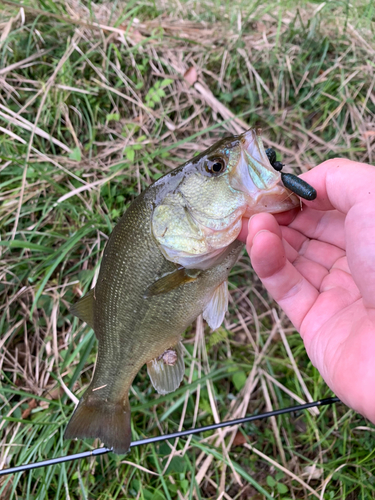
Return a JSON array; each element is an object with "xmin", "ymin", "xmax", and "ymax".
[{"xmin": 298, "ymin": 159, "xmax": 375, "ymax": 214}]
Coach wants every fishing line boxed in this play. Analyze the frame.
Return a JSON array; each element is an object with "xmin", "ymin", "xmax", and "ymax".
[{"xmin": 0, "ymin": 396, "xmax": 340, "ymax": 477}]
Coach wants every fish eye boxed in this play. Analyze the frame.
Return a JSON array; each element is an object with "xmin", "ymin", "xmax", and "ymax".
[{"xmin": 205, "ymin": 157, "xmax": 226, "ymax": 175}]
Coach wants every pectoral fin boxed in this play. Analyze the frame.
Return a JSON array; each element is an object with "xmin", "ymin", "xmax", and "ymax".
[
  {"xmin": 70, "ymin": 289, "xmax": 95, "ymax": 329},
  {"xmin": 202, "ymin": 280, "xmax": 229, "ymax": 331},
  {"xmin": 147, "ymin": 342, "xmax": 185, "ymax": 395},
  {"xmin": 144, "ymin": 268, "xmax": 200, "ymax": 298}
]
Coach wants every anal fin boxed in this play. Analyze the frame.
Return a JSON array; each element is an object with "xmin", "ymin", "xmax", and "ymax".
[
  {"xmin": 70, "ymin": 288, "xmax": 95, "ymax": 329},
  {"xmin": 202, "ymin": 280, "xmax": 229, "ymax": 331},
  {"xmin": 147, "ymin": 341, "xmax": 185, "ymax": 395}
]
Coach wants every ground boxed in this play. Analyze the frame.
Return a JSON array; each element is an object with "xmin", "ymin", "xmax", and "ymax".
[{"xmin": 1, "ymin": 0, "xmax": 375, "ymax": 498}]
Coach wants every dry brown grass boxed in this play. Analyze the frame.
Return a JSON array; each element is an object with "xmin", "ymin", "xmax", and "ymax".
[{"xmin": 1, "ymin": 0, "xmax": 375, "ymax": 498}]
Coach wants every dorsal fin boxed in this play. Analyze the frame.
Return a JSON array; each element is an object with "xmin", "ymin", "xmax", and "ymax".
[{"xmin": 70, "ymin": 289, "xmax": 95, "ymax": 329}]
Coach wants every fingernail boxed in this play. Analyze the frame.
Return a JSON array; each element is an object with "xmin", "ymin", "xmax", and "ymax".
[
  {"xmin": 254, "ymin": 229, "xmax": 270, "ymax": 238},
  {"xmin": 249, "ymin": 229, "xmax": 269, "ymax": 250},
  {"xmin": 247, "ymin": 214, "xmax": 257, "ymax": 230}
]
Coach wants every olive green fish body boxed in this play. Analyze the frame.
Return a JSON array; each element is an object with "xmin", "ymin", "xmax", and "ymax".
[
  {"xmin": 65, "ymin": 130, "xmax": 300, "ymax": 454},
  {"xmin": 92, "ymin": 181, "xmax": 244, "ymax": 392},
  {"xmin": 65, "ymin": 186, "xmax": 243, "ymax": 453}
]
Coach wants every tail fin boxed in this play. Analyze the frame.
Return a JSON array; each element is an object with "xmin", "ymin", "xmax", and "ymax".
[{"xmin": 64, "ymin": 393, "xmax": 131, "ymax": 454}]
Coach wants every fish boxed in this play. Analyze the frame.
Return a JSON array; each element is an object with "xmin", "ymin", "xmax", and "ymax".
[{"xmin": 64, "ymin": 129, "xmax": 300, "ymax": 454}]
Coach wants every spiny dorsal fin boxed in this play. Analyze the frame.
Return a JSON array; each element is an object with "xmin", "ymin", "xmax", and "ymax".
[
  {"xmin": 70, "ymin": 288, "xmax": 95, "ymax": 329},
  {"xmin": 144, "ymin": 268, "xmax": 200, "ymax": 298},
  {"xmin": 147, "ymin": 341, "xmax": 186, "ymax": 395},
  {"xmin": 202, "ymin": 280, "xmax": 229, "ymax": 331}
]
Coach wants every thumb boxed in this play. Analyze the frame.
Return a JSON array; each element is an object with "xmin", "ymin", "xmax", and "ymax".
[{"xmin": 247, "ymin": 214, "xmax": 318, "ymax": 332}]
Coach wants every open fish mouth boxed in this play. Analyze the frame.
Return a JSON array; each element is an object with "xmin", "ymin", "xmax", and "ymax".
[{"xmin": 230, "ymin": 129, "xmax": 300, "ymax": 217}]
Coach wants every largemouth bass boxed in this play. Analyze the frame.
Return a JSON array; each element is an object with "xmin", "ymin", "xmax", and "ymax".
[{"xmin": 65, "ymin": 129, "xmax": 299, "ymax": 453}]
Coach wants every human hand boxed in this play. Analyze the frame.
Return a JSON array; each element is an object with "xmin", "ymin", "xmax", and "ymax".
[{"xmin": 238, "ymin": 159, "xmax": 375, "ymax": 423}]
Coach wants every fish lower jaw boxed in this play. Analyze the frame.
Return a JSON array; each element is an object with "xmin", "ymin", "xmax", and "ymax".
[
  {"xmin": 243, "ymin": 187, "xmax": 300, "ymax": 217},
  {"xmin": 160, "ymin": 244, "xmax": 228, "ymax": 270}
]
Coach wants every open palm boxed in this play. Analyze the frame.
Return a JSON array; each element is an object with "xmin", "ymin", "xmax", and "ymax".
[{"xmin": 239, "ymin": 159, "xmax": 375, "ymax": 422}]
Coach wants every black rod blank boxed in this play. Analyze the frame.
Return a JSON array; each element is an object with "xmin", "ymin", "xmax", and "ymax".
[{"xmin": 0, "ymin": 396, "xmax": 340, "ymax": 477}]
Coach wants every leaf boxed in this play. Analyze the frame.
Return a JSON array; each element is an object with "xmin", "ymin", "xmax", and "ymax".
[
  {"xmin": 152, "ymin": 491, "xmax": 166, "ymax": 500},
  {"xmin": 266, "ymin": 475, "xmax": 276, "ymax": 488},
  {"xmin": 232, "ymin": 370, "xmax": 247, "ymax": 391},
  {"xmin": 106, "ymin": 113, "xmax": 120, "ymax": 121},
  {"xmin": 166, "ymin": 456, "xmax": 186, "ymax": 474},
  {"xmin": 69, "ymin": 147, "xmax": 81, "ymax": 162},
  {"xmin": 276, "ymin": 483, "xmax": 289, "ymax": 494},
  {"xmin": 232, "ymin": 431, "xmax": 247, "ymax": 446},
  {"xmin": 21, "ymin": 399, "xmax": 37, "ymax": 419},
  {"xmin": 125, "ymin": 148, "xmax": 135, "ymax": 161},
  {"xmin": 180, "ymin": 480, "xmax": 189, "ymax": 493},
  {"xmin": 184, "ymin": 68, "xmax": 197, "ymax": 85},
  {"xmin": 161, "ymin": 78, "xmax": 173, "ymax": 87},
  {"xmin": 207, "ymin": 328, "xmax": 227, "ymax": 348}
]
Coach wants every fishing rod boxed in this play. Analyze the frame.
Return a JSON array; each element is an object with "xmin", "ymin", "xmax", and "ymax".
[{"xmin": 0, "ymin": 396, "xmax": 340, "ymax": 477}]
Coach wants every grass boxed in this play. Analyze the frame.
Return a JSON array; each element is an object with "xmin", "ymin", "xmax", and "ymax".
[{"xmin": 1, "ymin": 0, "xmax": 375, "ymax": 498}]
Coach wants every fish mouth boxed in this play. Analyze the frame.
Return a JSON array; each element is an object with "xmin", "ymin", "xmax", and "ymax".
[{"xmin": 229, "ymin": 129, "xmax": 300, "ymax": 217}]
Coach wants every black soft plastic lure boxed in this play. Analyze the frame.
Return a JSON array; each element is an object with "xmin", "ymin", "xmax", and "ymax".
[
  {"xmin": 265, "ymin": 148, "xmax": 317, "ymax": 201},
  {"xmin": 280, "ymin": 173, "xmax": 317, "ymax": 201}
]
